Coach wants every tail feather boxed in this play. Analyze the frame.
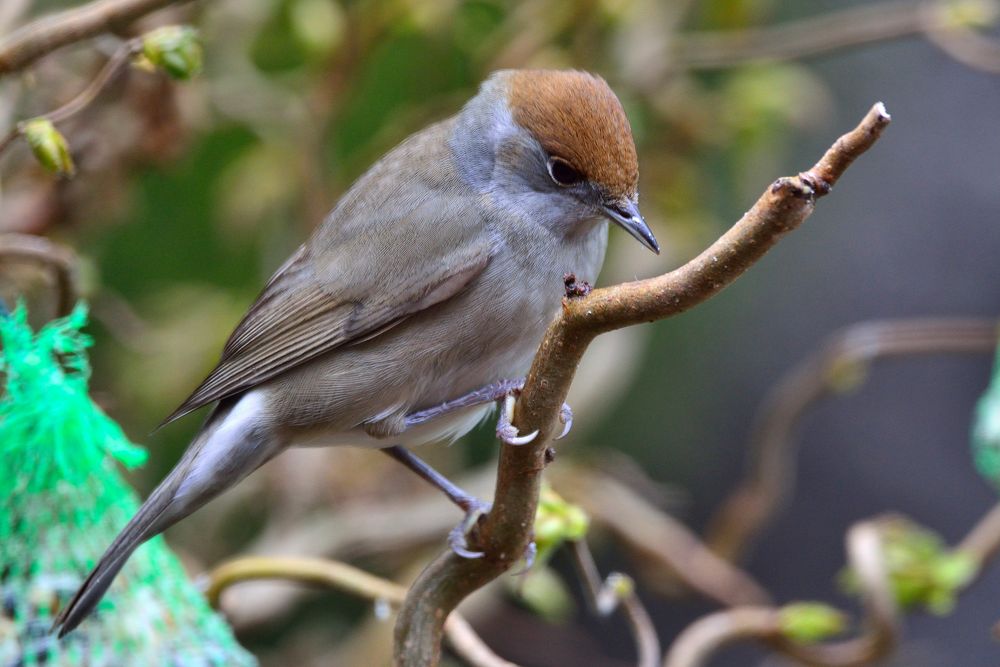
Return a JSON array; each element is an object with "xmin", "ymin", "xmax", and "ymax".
[
  {"xmin": 52, "ymin": 473, "xmax": 178, "ymax": 637},
  {"xmin": 53, "ymin": 394, "xmax": 278, "ymax": 637}
]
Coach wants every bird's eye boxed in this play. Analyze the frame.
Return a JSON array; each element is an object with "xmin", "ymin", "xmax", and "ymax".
[{"xmin": 547, "ymin": 157, "xmax": 583, "ymax": 187}]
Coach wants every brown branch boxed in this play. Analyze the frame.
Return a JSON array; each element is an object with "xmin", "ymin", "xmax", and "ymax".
[
  {"xmin": 706, "ymin": 318, "xmax": 999, "ymax": 562},
  {"xmin": 676, "ymin": 1, "xmax": 925, "ymax": 70},
  {"xmin": 0, "ymin": 233, "xmax": 80, "ymax": 315},
  {"xmin": 664, "ymin": 521, "xmax": 897, "ymax": 667},
  {"xmin": 550, "ymin": 462, "xmax": 771, "ymax": 607},
  {"xmin": 0, "ymin": 37, "xmax": 143, "ymax": 159},
  {"xmin": 0, "ymin": 0, "xmax": 193, "ymax": 77},
  {"xmin": 204, "ymin": 555, "xmax": 520, "ymax": 667},
  {"xmin": 393, "ymin": 104, "xmax": 891, "ymax": 666},
  {"xmin": 673, "ymin": 0, "xmax": 1000, "ymax": 71},
  {"xmin": 667, "ymin": 502, "xmax": 1000, "ymax": 666},
  {"xmin": 568, "ymin": 539, "xmax": 661, "ymax": 667}
]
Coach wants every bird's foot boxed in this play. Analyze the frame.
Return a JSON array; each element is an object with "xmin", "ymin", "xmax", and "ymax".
[
  {"xmin": 449, "ymin": 499, "xmax": 492, "ymax": 559},
  {"xmin": 496, "ymin": 393, "xmax": 538, "ymax": 445},
  {"xmin": 495, "ymin": 388, "xmax": 573, "ymax": 445}
]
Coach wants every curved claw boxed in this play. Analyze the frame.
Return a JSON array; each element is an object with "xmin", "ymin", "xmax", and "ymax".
[
  {"xmin": 510, "ymin": 540, "xmax": 538, "ymax": 576},
  {"xmin": 556, "ymin": 403, "xmax": 573, "ymax": 440},
  {"xmin": 449, "ymin": 502, "xmax": 491, "ymax": 559},
  {"xmin": 496, "ymin": 393, "xmax": 539, "ymax": 445},
  {"xmin": 501, "ymin": 427, "xmax": 539, "ymax": 446}
]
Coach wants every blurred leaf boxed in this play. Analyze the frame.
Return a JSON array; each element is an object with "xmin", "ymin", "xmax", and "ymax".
[
  {"xmin": 216, "ymin": 141, "xmax": 301, "ymax": 235},
  {"xmin": 142, "ymin": 26, "xmax": 203, "ymax": 80},
  {"xmin": 973, "ymin": 343, "xmax": 1000, "ymax": 488},
  {"xmin": 840, "ymin": 518, "xmax": 977, "ymax": 616},
  {"xmin": 22, "ymin": 119, "xmax": 74, "ymax": 176},
  {"xmin": 778, "ymin": 602, "xmax": 847, "ymax": 644},
  {"xmin": 533, "ymin": 485, "xmax": 590, "ymax": 566},
  {"xmin": 508, "ymin": 565, "xmax": 576, "ymax": 623},
  {"xmin": 290, "ymin": 0, "xmax": 347, "ymax": 56}
]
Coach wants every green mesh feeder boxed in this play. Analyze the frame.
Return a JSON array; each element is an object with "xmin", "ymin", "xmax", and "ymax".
[
  {"xmin": 973, "ymin": 342, "xmax": 1000, "ymax": 488},
  {"xmin": 0, "ymin": 303, "xmax": 256, "ymax": 666}
]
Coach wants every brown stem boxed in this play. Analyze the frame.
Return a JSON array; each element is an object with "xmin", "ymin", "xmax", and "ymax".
[
  {"xmin": 0, "ymin": 233, "xmax": 79, "ymax": 315},
  {"xmin": 673, "ymin": 0, "xmax": 1000, "ymax": 71},
  {"xmin": 664, "ymin": 521, "xmax": 897, "ymax": 667},
  {"xmin": 393, "ymin": 104, "xmax": 891, "ymax": 666},
  {"xmin": 0, "ymin": 37, "xmax": 143, "ymax": 160},
  {"xmin": 550, "ymin": 462, "xmax": 771, "ymax": 607},
  {"xmin": 706, "ymin": 318, "xmax": 999, "ymax": 562},
  {"xmin": 0, "ymin": 0, "xmax": 193, "ymax": 77},
  {"xmin": 205, "ymin": 555, "xmax": 519, "ymax": 667}
]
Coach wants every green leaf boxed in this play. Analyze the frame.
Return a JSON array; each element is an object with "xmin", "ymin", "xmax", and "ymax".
[{"xmin": 22, "ymin": 118, "xmax": 74, "ymax": 176}]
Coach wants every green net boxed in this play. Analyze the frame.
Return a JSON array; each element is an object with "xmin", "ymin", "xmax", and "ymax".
[
  {"xmin": 0, "ymin": 303, "xmax": 256, "ymax": 666},
  {"xmin": 973, "ymin": 342, "xmax": 1000, "ymax": 488}
]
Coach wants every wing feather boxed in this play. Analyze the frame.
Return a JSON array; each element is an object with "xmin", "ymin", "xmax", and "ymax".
[{"xmin": 161, "ymin": 194, "xmax": 493, "ymax": 426}]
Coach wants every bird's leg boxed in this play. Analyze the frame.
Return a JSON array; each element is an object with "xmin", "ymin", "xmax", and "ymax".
[
  {"xmin": 402, "ymin": 378, "xmax": 523, "ymax": 429},
  {"xmin": 381, "ymin": 445, "xmax": 490, "ymax": 558},
  {"xmin": 403, "ymin": 378, "xmax": 574, "ymax": 443}
]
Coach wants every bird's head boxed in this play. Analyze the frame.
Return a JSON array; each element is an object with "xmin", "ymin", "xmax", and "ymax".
[{"xmin": 460, "ymin": 69, "xmax": 658, "ymax": 253}]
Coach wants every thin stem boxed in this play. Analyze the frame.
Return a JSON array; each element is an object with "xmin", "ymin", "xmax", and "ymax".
[
  {"xmin": 0, "ymin": 37, "xmax": 143, "ymax": 161},
  {"xmin": 568, "ymin": 540, "xmax": 661, "ymax": 667},
  {"xmin": 0, "ymin": 0, "xmax": 193, "ymax": 76}
]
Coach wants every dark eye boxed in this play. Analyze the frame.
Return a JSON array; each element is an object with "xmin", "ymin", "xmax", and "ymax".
[{"xmin": 547, "ymin": 157, "xmax": 583, "ymax": 187}]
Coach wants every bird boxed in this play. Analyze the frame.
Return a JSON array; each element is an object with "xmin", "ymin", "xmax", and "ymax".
[{"xmin": 53, "ymin": 68, "xmax": 659, "ymax": 636}]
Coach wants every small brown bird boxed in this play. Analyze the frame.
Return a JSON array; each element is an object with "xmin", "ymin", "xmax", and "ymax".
[{"xmin": 54, "ymin": 69, "xmax": 658, "ymax": 635}]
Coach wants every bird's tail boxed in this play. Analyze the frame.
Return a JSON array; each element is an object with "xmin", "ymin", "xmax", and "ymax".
[
  {"xmin": 53, "ymin": 393, "xmax": 277, "ymax": 637},
  {"xmin": 52, "ymin": 463, "xmax": 184, "ymax": 637}
]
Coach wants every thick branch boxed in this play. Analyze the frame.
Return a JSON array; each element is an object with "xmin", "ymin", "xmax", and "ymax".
[
  {"xmin": 394, "ymin": 104, "xmax": 891, "ymax": 666},
  {"xmin": 0, "ymin": 0, "xmax": 192, "ymax": 76}
]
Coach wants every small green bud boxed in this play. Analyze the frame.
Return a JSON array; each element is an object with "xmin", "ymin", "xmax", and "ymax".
[
  {"xmin": 532, "ymin": 486, "xmax": 590, "ymax": 565},
  {"xmin": 779, "ymin": 602, "xmax": 847, "ymax": 644},
  {"xmin": 142, "ymin": 26, "xmax": 202, "ymax": 80},
  {"xmin": 22, "ymin": 119, "xmax": 74, "ymax": 176}
]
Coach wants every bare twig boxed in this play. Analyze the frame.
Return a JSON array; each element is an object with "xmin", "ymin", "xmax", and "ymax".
[
  {"xmin": 674, "ymin": 0, "xmax": 1000, "ymax": 71},
  {"xmin": 0, "ymin": 233, "xmax": 80, "ymax": 315},
  {"xmin": 0, "ymin": 37, "xmax": 143, "ymax": 158},
  {"xmin": 393, "ymin": 104, "xmax": 891, "ymax": 666},
  {"xmin": 550, "ymin": 463, "xmax": 771, "ymax": 607},
  {"xmin": 568, "ymin": 539, "xmax": 661, "ymax": 667},
  {"xmin": 205, "ymin": 555, "xmax": 520, "ymax": 667},
  {"xmin": 0, "ymin": 0, "xmax": 193, "ymax": 77},
  {"xmin": 706, "ymin": 318, "xmax": 999, "ymax": 562}
]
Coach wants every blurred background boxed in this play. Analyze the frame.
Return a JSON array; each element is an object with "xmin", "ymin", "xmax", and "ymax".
[{"xmin": 2, "ymin": 0, "xmax": 1000, "ymax": 665}]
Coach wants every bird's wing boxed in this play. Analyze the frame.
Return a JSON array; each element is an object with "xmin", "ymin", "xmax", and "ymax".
[{"xmin": 161, "ymin": 196, "xmax": 494, "ymax": 425}]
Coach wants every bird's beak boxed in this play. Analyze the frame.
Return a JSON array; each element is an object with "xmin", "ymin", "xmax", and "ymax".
[{"xmin": 601, "ymin": 199, "xmax": 660, "ymax": 254}]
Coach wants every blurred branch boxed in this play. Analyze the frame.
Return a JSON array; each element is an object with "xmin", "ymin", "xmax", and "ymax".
[
  {"xmin": 674, "ymin": 0, "xmax": 1000, "ymax": 71},
  {"xmin": 205, "ymin": 555, "xmax": 519, "ymax": 667},
  {"xmin": 0, "ymin": 37, "xmax": 143, "ymax": 158},
  {"xmin": 706, "ymin": 318, "xmax": 999, "ymax": 562},
  {"xmin": 551, "ymin": 462, "xmax": 771, "ymax": 607},
  {"xmin": 393, "ymin": 104, "xmax": 891, "ymax": 667},
  {"xmin": 665, "ymin": 521, "xmax": 896, "ymax": 667},
  {"xmin": 0, "ymin": 233, "xmax": 79, "ymax": 315},
  {"xmin": 568, "ymin": 539, "xmax": 660, "ymax": 667},
  {"xmin": 668, "ymin": 500, "xmax": 1000, "ymax": 665},
  {"xmin": 0, "ymin": 0, "xmax": 192, "ymax": 77}
]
